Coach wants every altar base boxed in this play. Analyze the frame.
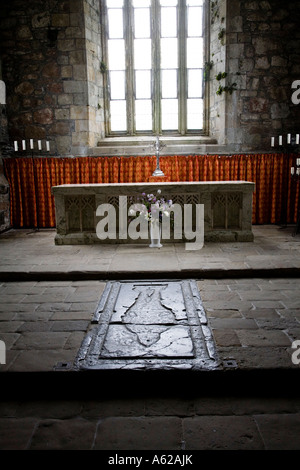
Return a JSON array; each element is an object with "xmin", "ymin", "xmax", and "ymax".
[{"xmin": 52, "ymin": 181, "xmax": 255, "ymax": 245}]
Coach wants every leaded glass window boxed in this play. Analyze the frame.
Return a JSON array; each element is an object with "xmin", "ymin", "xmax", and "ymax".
[{"xmin": 102, "ymin": 0, "xmax": 206, "ymax": 135}]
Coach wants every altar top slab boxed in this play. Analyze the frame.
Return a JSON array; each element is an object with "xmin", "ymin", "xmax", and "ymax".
[{"xmin": 52, "ymin": 181, "xmax": 255, "ymax": 193}]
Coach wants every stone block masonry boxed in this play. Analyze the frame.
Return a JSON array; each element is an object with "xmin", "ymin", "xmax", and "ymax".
[
  {"xmin": 229, "ymin": 0, "xmax": 300, "ymax": 150},
  {"xmin": 209, "ymin": 0, "xmax": 300, "ymax": 152},
  {"xmin": 0, "ymin": 0, "xmax": 299, "ymax": 156},
  {"xmin": 0, "ymin": 85, "xmax": 10, "ymax": 232}
]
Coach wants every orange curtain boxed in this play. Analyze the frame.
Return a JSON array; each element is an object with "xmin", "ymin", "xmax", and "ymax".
[{"xmin": 3, "ymin": 154, "xmax": 298, "ymax": 228}]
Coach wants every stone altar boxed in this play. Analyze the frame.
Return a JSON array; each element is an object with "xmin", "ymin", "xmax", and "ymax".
[{"xmin": 51, "ymin": 181, "xmax": 255, "ymax": 245}]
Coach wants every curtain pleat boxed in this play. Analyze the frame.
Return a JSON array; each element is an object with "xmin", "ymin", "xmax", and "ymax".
[{"xmin": 3, "ymin": 154, "xmax": 299, "ymax": 228}]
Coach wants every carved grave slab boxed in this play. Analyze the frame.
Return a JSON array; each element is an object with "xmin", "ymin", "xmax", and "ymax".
[{"xmin": 75, "ymin": 280, "xmax": 219, "ymax": 371}]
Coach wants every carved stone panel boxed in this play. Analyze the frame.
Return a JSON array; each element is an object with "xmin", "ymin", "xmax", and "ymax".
[
  {"xmin": 65, "ymin": 195, "xmax": 95, "ymax": 233},
  {"xmin": 75, "ymin": 280, "xmax": 219, "ymax": 371},
  {"xmin": 212, "ymin": 192, "xmax": 242, "ymax": 229}
]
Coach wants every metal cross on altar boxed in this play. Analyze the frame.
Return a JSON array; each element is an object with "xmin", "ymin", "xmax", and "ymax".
[{"xmin": 152, "ymin": 136, "xmax": 166, "ymax": 177}]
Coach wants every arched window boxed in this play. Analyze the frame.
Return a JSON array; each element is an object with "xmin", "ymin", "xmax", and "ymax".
[{"xmin": 101, "ymin": 0, "xmax": 207, "ymax": 136}]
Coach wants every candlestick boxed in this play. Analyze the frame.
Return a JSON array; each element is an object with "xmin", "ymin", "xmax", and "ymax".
[
  {"xmin": 279, "ymin": 135, "xmax": 283, "ymax": 145},
  {"xmin": 271, "ymin": 137, "xmax": 275, "ymax": 147},
  {"xmin": 46, "ymin": 141, "xmax": 50, "ymax": 152},
  {"xmin": 297, "ymin": 134, "xmax": 300, "ymax": 145},
  {"xmin": 30, "ymin": 139, "xmax": 34, "ymax": 149},
  {"xmin": 152, "ymin": 136, "xmax": 165, "ymax": 177},
  {"xmin": 38, "ymin": 140, "xmax": 42, "ymax": 150},
  {"xmin": 287, "ymin": 134, "xmax": 291, "ymax": 144},
  {"xmin": 14, "ymin": 141, "xmax": 18, "ymax": 151},
  {"xmin": 22, "ymin": 140, "xmax": 26, "ymax": 150}
]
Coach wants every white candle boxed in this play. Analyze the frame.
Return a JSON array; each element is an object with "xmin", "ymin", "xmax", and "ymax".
[
  {"xmin": 22, "ymin": 140, "xmax": 26, "ymax": 150},
  {"xmin": 30, "ymin": 139, "xmax": 34, "ymax": 149},
  {"xmin": 291, "ymin": 167, "xmax": 295, "ymax": 175},
  {"xmin": 287, "ymin": 134, "xmax": 291, "ymax": 144},
  {"xmin": 297, "ymin": 158, "xmax": 300, "ymax": 166},
  {"xmin": 38, "ymin": 140, "xmax": 42, "ymax": 150},
  {"xmin": 297, "ymin": 134, "xmax": 300, "ymax": 145},
  {"xmin": 271, "ymin": 137, "xmax": 275, "ymax": 147},
  {"xmin": 279, "ymin": 135, "xmax": 282, "ymax": 145},
  {"xmin": 297, "ymin": 168, "xmax": 300, "ymax": 176},
  {"xmin": 46, "ymin": 141, "xmax": 50, "ymax": 152},
  {"xmin": 14, "ymin": 141, "xmax": 18, "ymax": 151}
]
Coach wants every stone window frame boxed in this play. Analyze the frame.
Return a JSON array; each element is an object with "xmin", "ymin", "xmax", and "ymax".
[
  {"xmin": 100, "ymin": 0, "xmax": 210, "ymax": 139},
  {"xmin": 0, "ymin": 81, "xmax": 5, "ymax": 105}
]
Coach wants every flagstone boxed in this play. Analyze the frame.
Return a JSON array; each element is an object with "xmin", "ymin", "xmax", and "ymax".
[
  {"xmin": 94, "ymin": 417, "xmax": 182, "ymax": 450},
  {"xmin": 183, "ymin": 416, "xmax": 264, "ymax": 450},
  {"xmin": 254, "ymin": 414, "xmax": 300, "ymax": 450},
  {"xmin": 0, "ymin": 418, "xmax": 38, "ymax": 450},
  {"xmin": 29, "ymin": 418, "xmax": 96, "ymax": 450},
  {"xmin": 235, "ymin": 329, "xmax": 291, "ymax": 347},
  {"xmin": 13, "ymin": 332, "xmax": 70, "ymax": 350}
]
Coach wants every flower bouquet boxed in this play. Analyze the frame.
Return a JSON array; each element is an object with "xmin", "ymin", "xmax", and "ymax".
[{"xmin": 129, "ymin": 190, "xmax": 174, "ymax": 247}]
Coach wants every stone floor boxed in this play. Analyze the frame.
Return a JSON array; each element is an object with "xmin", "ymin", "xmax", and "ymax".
[
  {"xmin": 1, "ymin": 225, "xmax": 300, "ymax": 451},
  {"xmin": 1, "ymin": 225, "xmax": 300, "ymax": 280}
]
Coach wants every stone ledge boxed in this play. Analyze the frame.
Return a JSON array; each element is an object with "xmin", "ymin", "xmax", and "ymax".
[
  {"xmin": 91, "ymin": 136, "xmax": 220, "ymax": 156},
  {"xmin": 1, "ymin": 267, "xmax": 300, "ymax": 283},
  {"xmin": 53, "ymin": 230, "xmax": 254, "ymax": 245}
]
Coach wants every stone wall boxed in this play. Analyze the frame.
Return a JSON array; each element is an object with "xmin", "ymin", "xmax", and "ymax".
[
  {"xmin": 225, "ymin": 0, "xmax": 299, "ymax": 151},
  {"xmin": 0, "ymin": 73, "xmax": 10, "ymax": 232},
  {"xmin": 85, "ymin": 0, "xmax": 105, "ymax": 144},
  {"xmin": 208, "ymin": 0, "xmax": 300, "ymax": 152},
  {"xmin": 0, "ymin": 166, "xmax": 9, "ymax": 232},
  {"xmin": 207, "ymin": 0, "xmax": 227, "ymax": 145}
]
